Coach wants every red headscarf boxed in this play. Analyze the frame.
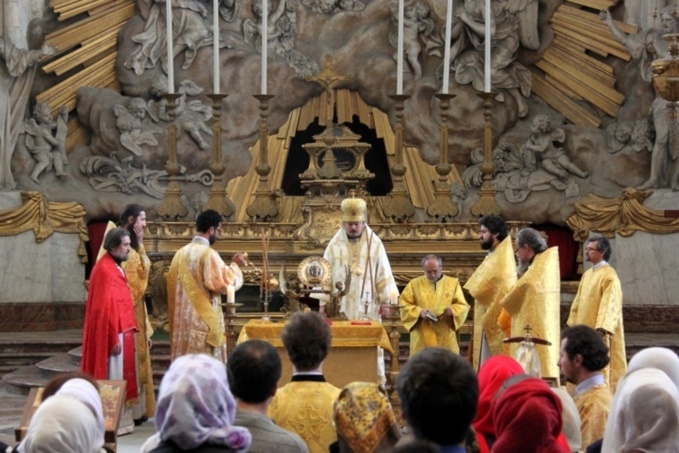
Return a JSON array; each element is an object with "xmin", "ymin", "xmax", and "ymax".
[
  {"xmin": 491, "ymin": 377, "xmax": 568, "ymax": 453},
  {"xmin": 473, "ymin": 356, "xmax": 525, "ymax": 436}
]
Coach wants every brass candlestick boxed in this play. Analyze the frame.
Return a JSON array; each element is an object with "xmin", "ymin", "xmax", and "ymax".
[
  {"xmin": 246, "ymin": 94, "xmax": 279, "ymax": 221},
  {"xmin": 427, "ymin": 93, "xmax": 459, "ymax": 221},
  {"xmin": 380, "ymin": 301, "xmax": 404, "ymax": 423},
  {"xmin": 203, "ymin": 94, "xmax": 235, "ymax": 217},
  {"xmin": 383, "ymin": 94, "xmax": 415, "ymax": 223},
  {"xmin": 470, "ymin": 92, "xmax": 501, "ymax": 216},
  {"xmin": 157, "ymin": 93, "xmax": 189, "ymax": 220},
  {"xmin": 222, "ymin": 301, "xmax": 243, "ymax": 357}
]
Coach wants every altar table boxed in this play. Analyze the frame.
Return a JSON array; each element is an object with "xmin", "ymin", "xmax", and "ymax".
[{"xmin": 237, "ymin": 319, "xmax": 394, "ymax": 387}]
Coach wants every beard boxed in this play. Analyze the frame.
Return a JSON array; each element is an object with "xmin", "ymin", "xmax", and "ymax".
[
  {"xmin": 517, "ymin": 259, "xmax": 530, "ymax": 277},
  {"xmin": 480, "ymin": 237, "xmax": 494, "ymax": 250},
  {"xmin": 208, "ymin": 234, "xmax": 217, "ymax": 245},
  {"xmin": 347, "ymin": 231, "xmax": 363, "ymax": 240}
]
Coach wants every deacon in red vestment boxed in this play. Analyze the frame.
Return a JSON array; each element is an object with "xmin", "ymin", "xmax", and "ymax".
[{"xmin": 81, "ymin": 227, "xmax": 139, "ymax": 403}]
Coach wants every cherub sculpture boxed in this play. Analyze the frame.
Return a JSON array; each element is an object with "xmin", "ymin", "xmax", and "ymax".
[
  {"xmin": 23, "ymin": 103, "xmax": 69, "ymax": 184},
  {"xmin": 114, "ymin": 97, "xmax": 162, "ymax": 156},
  {"xmin": 243, "ymin": 0, "xmax": 288, "ymax": 54},
  {"xmin": 389, "ymin": 0, "xmax": 437, "ymax": 80}
]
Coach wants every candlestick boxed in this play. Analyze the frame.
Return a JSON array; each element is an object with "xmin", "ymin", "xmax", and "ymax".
[
  {"xmin": 166, "ymin": 0, "xmax": 174, "ymax": 94},
  {"xmin": 396, "ymin": 0, "xmax": 404, "ymax": 95},
  {"xmin": 484, "ymin": 0, "xmax": 491, "ymax": 93},
  {"xmin": 213, "ymin": 0, "xmax": 219, "ymax": 94},
  {"xmin": 442, "ymin": 0, "xmax": 453, "ymax": 94},
  {"xmin": 261, "ymin": 0, "xmax": 268, "ymax": 95},
  {"xmin": 226, "ymin": 284, "xmax": 235, "ymax": 303}
]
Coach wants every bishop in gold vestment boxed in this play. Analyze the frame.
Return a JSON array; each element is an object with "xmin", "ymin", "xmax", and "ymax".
[
  {"xmin": 464, "ymin": 236, "xmax": 516, "ymax": 370},
  {"xmin": 400, "ymin": 255, "xmax": 470, "ymax": 356},
  {"xmin": 568, "ymin": 256, "xmax": 626, "ymax": 391},
  {"xmin": 501, "ymin": 243, "xmax": 561, "ymax": 380}
]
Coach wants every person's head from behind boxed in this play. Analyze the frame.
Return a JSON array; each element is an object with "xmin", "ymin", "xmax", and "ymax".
[
  {"xmin": 281, "ymin": 312, "xmax": 331, "ymax": 372},
  {"xmin": 196, "ymin": 209, "xmax": 222, "ymax": 245},
  {"xmin": 478, "ymin": 215, "xmax": 507, "ymax": 250},
  {"xmin": 103, "ymin": 227, "xmax": 131, "ymax": 262},
  {"xmin": 228, "ymin": 340, "xmax": 282, "ymax": 404},
  {"xmin": 42, "ymin": 372, "xmax": 99, "ymax": 401},
  {"xmin": 558, "ymin": 325, "xmax": 610, "ymax": 384},
  {"xmin": 627, "ymin": 347, "xmax": 679, "ymax": 390},
  {"xmin": 334, "ymin": 382, "xmax": 401, "ymax": 452},
  {"xmin": 117, "ymin": 203, "xmax": 146, "ymax": 249},
  {"xmin": 396, "ymin": 348, "xmax": 478, "ymax": 446},
  {"xmin": 155, "ymin": 354, "xmax": 251, "ymax": 450}
]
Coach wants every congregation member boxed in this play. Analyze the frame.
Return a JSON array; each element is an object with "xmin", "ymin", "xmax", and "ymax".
[
  {"xmin": 567, "ymin": 236, "xmax": 626, "ymax": 391},
  {"xmin": 227, "ymin": 340, "xmax": 309, "ymax": 453},
  {"xmin": 396, "ymin": 348, "xmax": 478, "ymax": 453},
  {"xmin": 464, "ymin": 215, "xmax": 516, "ymax": 370},
  {"xmin": 331, "ymin": 382, "xmax": 401, "ymax": 453},
  {"xmin": 472, "ymin": 356, "xmax": 525, "ymax": 451},
  {"xmin": 399, "ymin": 254, "xmax": 470, "ymax": 356},
  {"xmin": 166, "ymin": 209, "xmax": 246, "ymax": 361},
  {"xmin": 268, "ymin": 312, "xmax": 341, "ymax": 453},
  {"xmin": 601, "ymin": 368, "xmax": 679, "ymax": 453},
  {"xmin": 627, "ymin": 346, "xmax": 679, "ymax": 388},
  {"xmin": 143, "ymin": 354, "xmax": 252, "ymax": 453},
  {"xmin": 558, "ymin": 325, "xmax": 612, "ymax": 448},
  {"xmin": 81, "ymin": 227, "xmax": 138, "ymax": 434},
  {"xmin": 499, "ymin": 227, "xmax": 560, "ymax": 380}
]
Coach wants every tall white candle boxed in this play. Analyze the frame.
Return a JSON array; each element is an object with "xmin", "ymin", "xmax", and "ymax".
[
  {"xmin": 166, "ymin": 0, "xmax": 174, "ymax": 94},
  {"xmin": 261, "ymin": 0, "xmax": 268, "ymax": 95},
  {"xmin": 484, "ymin": 0, "xmax": 491, "ymax": 92},
  {"xmin": 442, "ymin": 0, "xmax": 453, "ymax": 94},
  {"xmin": 397, "ymin": 0, "xmax": 404, "ymax": 95},
  {"xmin": 213, "ymin": 0, "xmax": 219, "ymax": 94},
  {"xmin": 226, "ymin": 284, "xmax": 235, "ymax": 303}
]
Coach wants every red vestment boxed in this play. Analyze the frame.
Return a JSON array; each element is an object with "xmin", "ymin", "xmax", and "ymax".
[{"xmin": 81, "ymin": 253, "xmax": 139, "ymax": 402}]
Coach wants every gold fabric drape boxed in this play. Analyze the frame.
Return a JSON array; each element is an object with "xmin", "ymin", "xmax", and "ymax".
[
  {"xmin": 566, "ymin": 188, "xmax": 679, "ymax": 241},
  {"xmin": 0, "ymin": 191, "xmax": 88, "ymax": 262}
]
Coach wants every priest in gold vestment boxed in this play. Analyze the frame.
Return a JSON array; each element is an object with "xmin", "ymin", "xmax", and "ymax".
[
  {"xmin": 269, "ymin": 312, "xmax": 341, "ymax": 453},
  {"xmin": 464, "ymin": 215, "xmax": 516, "ymax": 370},
  {"xmin": 500, "ymin": 228, "xmax": 560, "ymax": 380},
  {"xmin": 558, "ymin": 325, "xmax": 613, "ymax": 448},
  {"xmin": 400, "ymin": 254, "xmax": 470, "ymax": 356},
  {"xmin": 167, "ymin": 209, "xmax": 245, "ymax": 362},
  {"xmin": 567, "ymin": 236, "xmax": 626, "ymax": 392}
]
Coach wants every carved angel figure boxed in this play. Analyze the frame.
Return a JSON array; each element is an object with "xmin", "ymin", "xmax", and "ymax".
[
  {"xmin": 301, "ymin": 0, "xmax": 365, "ymax": 14},
  {"xmin": 243, "ymin": 0, "xmax": 288, "ymax": 54},
  {"xmin": 148, "ymin": 76, "xmax": 213, "ymax": 150},
  {"xmin": 449, "ymin": 0, "xmax": 539, "ymax": 117},
  {"xmin": 389, "ymin": 0, "xmax": 437, "ymax": 80},
  {"xmin": 114, "ymin": 98, "xmax": 162, "ymax": 156},
  {"xmin": 23, "ymin": 103, "xmax": 69, "ymax": 184}
]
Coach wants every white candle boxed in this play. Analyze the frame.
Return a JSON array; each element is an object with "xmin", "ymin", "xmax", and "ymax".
[
  {"xmin": 390, "ymin": 290, "xmax": 399, "ymax": 305},
  {"xmin": 261, "ymin": 0, "xmax": 268, "ymax": 95},
  {"xmin": 166, "ymin": 0, "xmax": 174, "ymax": 94},
  {"xmin": 484, "ymin": 0, "xmax": 491, "ymax": 93},
  {"xmin": 442, "ymin": 0, "xmax": 453, "ymax": 94},
  {"xmin": 213, "ymin": 0, "xmax": 219, "ymax": 94},
  {"xmin": 397, "ymin": 0, "xmax": 404, "ymax": 95},
  {"xmin": 226, "ymin": 284, "xmax": 235, "ymax": 303}
]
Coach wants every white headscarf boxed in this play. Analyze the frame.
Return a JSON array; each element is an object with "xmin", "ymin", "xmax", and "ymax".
[
  {"xmin": 155, "ymin": 354, "xmax": 252, "ymax": 451},
  {"xmin": 627, "ymin": 347, "xmax": 679, "ymax": 390},
  {"xmin": 551, "ymin": 387, "xmax": 582, "ymax": 453},
  {"xmin": 18, "ymin": 395, "xmax": 104, "ymax": 453},
  {"xmin": 55, "ymin": 378, "xmax": 105, "ymax": 447},
  {"xmin": 602, "ymin": 368, "xmax": 679, "ymax": 453}
]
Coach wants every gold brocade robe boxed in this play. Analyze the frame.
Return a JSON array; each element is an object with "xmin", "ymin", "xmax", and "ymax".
[
  {"xmin": 568, "ymin": 265, "xmax": 626, "ymax": 392},
  {"xmin": 500, "ymin": 247, "xmax": 561, "ymax": 379},
  {"xmin": 464, "ymin": 236, "xmax": 517, "ymax": 370},
  {"xmin": 122, "ymin": 245, "xmax": 155, "ymax": 417},
  {"xmin": 574, "ymin": 384, "xmax": 612, "ymax": 448},
  {"xmin": 166, "ymin": 237, "xmax": 243, "ymax": 362},
  {"xmin": 268, "ymin": 381, "xmax": 341, "ymax": 453},
  {"xmin": 400, "ymin": 275, "xmax": 470, "ymax": 356}
]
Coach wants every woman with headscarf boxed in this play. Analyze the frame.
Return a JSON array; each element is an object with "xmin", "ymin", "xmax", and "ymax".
[
  {"xmin": 472, "ymin": 356, "xmax": 525, "ymax": 451},
  {"xmin": 627, "ymin": 346, "xmax": 679, "ymax": 389},
  {"xmin": 492, "ymin": 377, "xmax": 569, "ymax": 453},
  {"xmin": 146, "ymin": 354, "xmax": 252, "ymax": 453},
  {"xmin": 601, "ymin": 368, "xmax": 679, "ymax": 453},
  {"xmin": 331, "ymin": 382, "xmax": 401, "ymax": 453}
]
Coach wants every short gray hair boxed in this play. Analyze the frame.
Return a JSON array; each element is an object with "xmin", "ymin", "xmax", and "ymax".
[
  {"xmin": 103, "ymin": 227, "xmax": 130, "ymax": 252},
  {"xmin": 421, "ymin": 254, "xmax": 442, "ymax": 268},
  {"xmin": 516, "ymin": 228, "xmax": 547, "ymax": 254}
]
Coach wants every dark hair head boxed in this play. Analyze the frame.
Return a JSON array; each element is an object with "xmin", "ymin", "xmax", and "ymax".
[
  {"xmin": 561, "ymin": 325, "xmax": 610, "ymax": 372},
  {"xmin": 587, "ymin": 236, "xmax": 612, "ymax": 261},
  {"xmin": 227, "ymin": 340, "xmax": 282, "ymax": 404},
  {"xmin": 479, "ymin": 215, "xmax": 508, "ymax": 241},
  {"xmin": 397, "ymin": 348, "xmax": 478, "ymax": 445},
  {"xmin": 103, "ymin": 227, "xmax": 130, "ymax": 252},
  {"xmin": 117, "ymin": 204, "xmax": 145, "ymax": 249},
  {"xmin": 196, "ymin": 209, "xmax": 222, "ymax": 233},
  {"xmin": 516, "ymin": 228, "xmax": 547, "ymax": 254},
  {"xmin": 281, "ymin": 312, "xmax": 332, "ymax": 371},
  {"xmin": 42, "ymin": 372, "xmax": 99, "ymax": 401}
]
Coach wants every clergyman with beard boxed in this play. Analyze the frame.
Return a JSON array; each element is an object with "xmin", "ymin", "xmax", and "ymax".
[
  {"xmin": 166, "ymin": 209, "xmax": 246, "ymax": 362},
  {"xmin": 399, "ymin": 254, "xmax": 470, "ymax": 357},
  {"xmin": 498, "ymin": 227, "xmax": 561, "ymax": 381},
  {"xmin": 464, "ymin": 215, "xmax": 517, "ymax": 370},
  {"xmin": 81, "ymin": 228, "xmax": 140, "ymax": 410}
]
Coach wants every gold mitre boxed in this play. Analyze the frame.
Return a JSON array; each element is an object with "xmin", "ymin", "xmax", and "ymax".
[{"xmin": 341, "ymin": 197, "xmax": 367, "ymax": 222}]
